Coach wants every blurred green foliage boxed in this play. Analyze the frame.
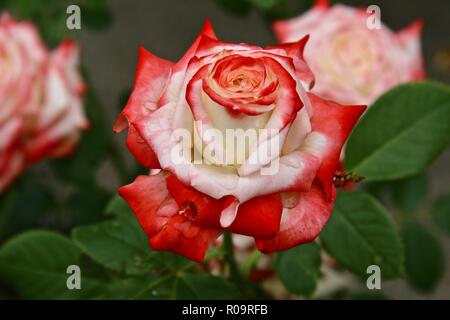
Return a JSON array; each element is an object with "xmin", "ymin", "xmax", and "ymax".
[
  {"xmin": 402, "ymin": 222, "xmax": 444, "ymax": 292},
  {"xmin": 215, "ymin": 0, "xmax": 339, "ymax": 20},
  {"xmin": 1, "ymin": 0, "xmax": 112, "ymax": 46},
  {"xmin": 433, "ymin": 195, "xmax": 450, "ymax": 236}
]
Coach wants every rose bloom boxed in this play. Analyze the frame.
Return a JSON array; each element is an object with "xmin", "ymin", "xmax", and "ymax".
[
  {"xmin": 273, "ymin": 0, "xmax": 425, "ymax": 105},
  {"xmin": 0, "ymin": 14, "xmax": 87, "ymax": 191},
  {"xmin": 115, "ymin": 20, "xmax": 366, "ymax": 262}
]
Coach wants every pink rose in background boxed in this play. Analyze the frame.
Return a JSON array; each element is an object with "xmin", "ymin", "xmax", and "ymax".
[
  {"xmin": 0, "ymin": 14, "xmax": 87, "ymax": 191},
  {"xmin": 273, "ymin": 0, "xmax": 425, "ymax": 105}
]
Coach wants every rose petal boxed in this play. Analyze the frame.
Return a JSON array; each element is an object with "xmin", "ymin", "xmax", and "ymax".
[
  {"xmin": 255, "ymin": 181, "xmax": 333, "ymax": 253},
  {"xmin": 397, "ymin": 19, "xmax": 425, "ymax": 80},
  {"xmin": 227, "ymin": 193, "xmax": 283, "ymax": 239},
  {"xmin": 135, "ymin": 102, "xmax": 322, "ymax": 202},
  {"xmin": 220, "ymin": 198, "xmax": 240, "ymax": 228},
  {"xmin": 119, "ymin": 173, "xmax": 220, "ymax": 262},
  {"xmin": 266, "ymin": 35, "xmax": 315, "ymax": 89},
  {"xmin": 149, "ymin": 214, "xmax": 220, "ymax": 262},
  {"xmin": 166, "ymin": 174, "xmax": 225, "ymax": 229},
  {"xmin": 126, "ymin": 124, "xmax": 161, "ymax": 169},
  {"xmin": 307, "ymin": 93, "xmax": 366, "ymax": 198},
  {"xmin": 272, "ymin": 1, "xmax": 328, "ymax": 43}
]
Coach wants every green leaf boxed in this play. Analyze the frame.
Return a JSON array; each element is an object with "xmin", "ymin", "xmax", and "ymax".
[
  {"xmin": 364, "ymin": 181, "xmax": 389, "ymax": 199},
  {"xmin": 80, "ymin": 0, "xmax": 113, "ymax": 31},
  {"xmin": 274, "ymin": 243, "xmax": 321, "ymax": 297},
  {"xmin": 105, "ymin": 194, "xmax": 134, "ymax": 218},
  {"xmin": 346, "ymin": 81, "xmax": 450, "ymax": 181},
  {"xmin": 5, "ymin": 0, "xmax": 112, "ymax": 44},
  {"xmin": 320, "ymin": 191, "xmax": 404, "ymax": 279},
  {"xmin": 39, "ymin": 9, "xmax": 72, "ymax": 47},
  {"xmin": 89, "ymin": 195, "xmax": 192, "ymax": 274},
  {"xmin": 0, "ymin": 231, "xmax": 104, "ymax": 299},
  {"xmin": 104, "ymin": 275, "xmax": 168, "ymax": 299},
  {"xmin": 150, "ymin": 251, "xmax": 194, "ymax": 272},
  {"xmin": 72, "ymin": 214, "xmax": 151, "ymax": 275},
  {"xmin": 390, "ymin": 174, "xmax": 428, "ymax": 212},
  {"xmin": 432, "ymin": 195, "xmax": 450, "ymax": 236},
  {"xmin": 261, "ymin": 0, "xmax": 293, "ymax": 20},
  {"xmin": 174, "ymin": 273, "xmax": 243, "ymax": 299},
  {"xmin": 4, "ymin": 0, "xmax": 45, "ymax": 17},
  {"xmin": 241, "ymin": 250, "xmax": 262, "ymax": 277},
  {"xmin": 297, "ymin": 0, "xmax": 314, "ymax": 12},
  {"xmin": 402, "ymin": 222, "xmax": 444, "ymax": 292}
]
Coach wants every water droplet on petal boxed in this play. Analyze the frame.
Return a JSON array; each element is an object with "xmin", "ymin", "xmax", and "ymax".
[{"xmin": 178, "ymin": 201, "xmax": 198, "ymax": 221}]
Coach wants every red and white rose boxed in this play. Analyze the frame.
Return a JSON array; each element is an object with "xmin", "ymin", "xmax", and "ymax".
[
  {"xmin": 116, "ymin": 20, "xmax": 366, "ymax": 262},
  {"xmin": 273, "ymin": 0, "xmax": 425, "ymax": 105},
  {"xmin": 0, "ymin": 14, "xmax": 87, "ymax": 191}
]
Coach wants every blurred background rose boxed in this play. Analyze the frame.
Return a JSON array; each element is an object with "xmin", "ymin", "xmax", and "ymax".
[
  {"xmin": 0, "ymin": 14, "xmax": 87, "ymax": 191},
  {"xmin": 273, "ymin": 2, "xmax": 425, "ymax": 105}
]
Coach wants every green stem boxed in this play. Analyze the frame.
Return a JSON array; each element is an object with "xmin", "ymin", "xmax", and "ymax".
[
  {"xmin": 223, "ymin": 233, "xmax": 268, "ymax": 299},
  {"xmin": 223, "ymin": 232, "xmax": 245, "ymax": 286},
  {"xmin": 132, "ymin": 261, "xmax": 196, "ymax": 299}
]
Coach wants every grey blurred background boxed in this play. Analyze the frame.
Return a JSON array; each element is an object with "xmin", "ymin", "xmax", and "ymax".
[{"xmin": 77, "ymin": 0, "xmax": 450, "ymax": 299}]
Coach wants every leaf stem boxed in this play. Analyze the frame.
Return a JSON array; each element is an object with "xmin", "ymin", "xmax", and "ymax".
[{"xmin": 132, "ymin": 273, "xmax": 172, "ymax": 299}]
